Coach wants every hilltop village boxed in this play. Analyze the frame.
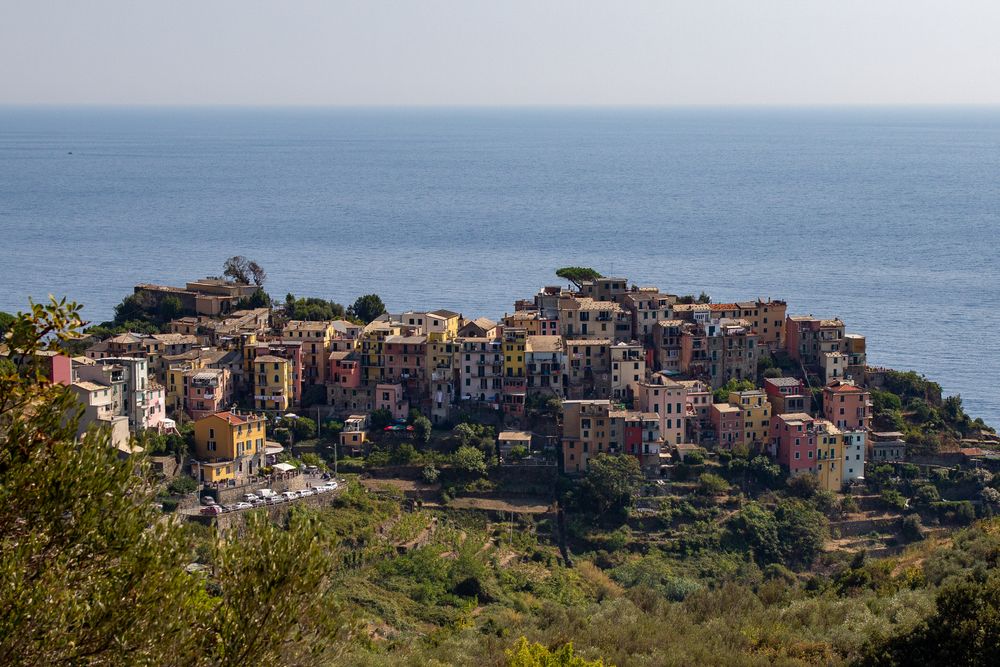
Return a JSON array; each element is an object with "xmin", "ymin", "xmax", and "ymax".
[
  {"xmin": 5, "ymin": 264, "xmax": 1000, "ymax": 666},
  {"xmin": 27, "ymin": 265, "xmax": 994, "ymax": 499}
]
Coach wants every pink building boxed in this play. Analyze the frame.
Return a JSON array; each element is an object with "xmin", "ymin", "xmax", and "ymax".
[
  {"xmin": 184, "ymin": 367, "xmax": 231, "ymax": 421},
  {"xmin": 764, "ymin": 376, "xmax": 810, "ymax": 415},
  {"xmin": 637, "ymin": 373, "xmax": 687, "ymax": 445},
  {"xmin": 328, "ymin": 351, "xmax": 362, "ymax": 389},
  {"xmin": 710, "ymin": 403, "xmax": 742, "ymax": 449},
  {"xmin": 770, "ymin": 412, "xmax": 817, "ymax": 475},
  {"xmin": 375, "ymin": 383, "xmax": 409, "ymax": 421},
  {"xmin": 823, "ymin": 380, "xmax": 871, "ymax": 431}
]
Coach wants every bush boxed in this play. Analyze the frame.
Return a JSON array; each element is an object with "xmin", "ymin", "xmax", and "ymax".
[
  {"xmin": 913, "ymin": 484, "xmax": 941, "ymax": 506},
  {"xmin": 881, "ymin": 489, "xmax": 908, "ymax": 511},
  {"xmin": 786, "ymin": 473, "xmax": 820, "ymax": 499},
  {"xmin": 684, "ymin": 450, "xmax": 705, "ymax": 465},
  {"xmin": 698, "ymin": 472, "xmax": 730, "ymax": 496},
  {"xmin": 901, "ymin": 514, "xmax": 925, "ymax": 541},
  {"xmin": 421, "ymin": 465, "xmax": 440, "ymax": 484},
  {"xmin": 167, "ymin": 476, "xmax": 198, "ymax": 495}
]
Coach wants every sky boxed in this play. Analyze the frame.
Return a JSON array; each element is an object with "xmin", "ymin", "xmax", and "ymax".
[{"xmin": 1, "ymin": 0, "xmax": 999, "ymax": 106}]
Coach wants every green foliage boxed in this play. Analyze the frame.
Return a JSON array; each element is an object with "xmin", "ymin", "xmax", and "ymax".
[
  {"xmin": 881, "ymin": 489, "xmax": 908, "ymax": 511},
  {"xmin": 786, "ymin": 472, "xmax": 820, "ymax": 499},
  {"xmin": 347, "ymin": 293, "xmax": 386, "ymax": 324},
  {"xmin": 369, "ymin": 407, "xmax": 394, "ymax": 430},
  {"xmin": 555, "ymin": 267, "xmax": 603, "ymax": 289},
  {"xmin": 283, "ymin": 293, "xmax": 345, "ymax": 320},
  {"xmin": 167, "ymin": 475, "xmax": 198, "ymax": 495},
  {"xmin": 421, "ymin": 465, "xmax": 440, "ymax": 484},
  {"xmin": 683, "ymin": 449, "xmax": 705, "ymax": 465},
  {"xmin": 506, "ymin": 637, "xmax": 607, "ymax": 666},
  {"xmin": 913, "ymin": 484, "xmax": 941, "ymax": 505},
  {"xmin": 453, "ymin": 445, "xmax": 488, "ymax": 475},
  {"xmin": 285, "ymin": 416, "xmax": 316, "ymax": 440},
  {"xmin": 300, "ymin": 384, "xmax": 328, "ymax": 408},
  {"xmin": 863, "ymin": 573, "xmax": 1000, "ymax": 666},
  {"xmin": 300, "ymin": 452, "xmax": 327, "ymax": 471},
  {"xmin": 725, "ymin": 499, "xmax": 827, "ymax": 568},
  {"xmin": 0, "ymin": 311, "xmax": 14, "ymax": 337},
  {"xmin": 576, "ymin": 453, "xmax": 644, "ymax": 517},
  {"xmin": 712, "ymin": 378, "xmax": 757, "ymax": 403},
  {"xmin": 234, "ymin": 287, "xmax": 271, "ymax": 310},
  {"xmin": 510, "ymin": 445, "xmax": 529, "ymax": 460},
  {"xmin": 611, "ymin": 552, "xmax": 703, "ymax": 602},
  {"xmin": 698, "ymin": 472, "xmax": 730, "ymax": 496},
  {"xmin": 901, "ymin": 515, "xmax": 924, "ymax": 542},
  {"xmin": 412, "ymin": 415, "xmax": 432, "ymax": 446},
  {"xmin": 871, "ymin": 389, "xmax": 902, "ymax": 413}
]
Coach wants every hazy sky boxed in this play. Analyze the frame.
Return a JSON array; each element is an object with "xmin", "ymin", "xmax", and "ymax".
[{"xmin": 2, "ymin": 0, "xmax": 999, "ymax": 106}]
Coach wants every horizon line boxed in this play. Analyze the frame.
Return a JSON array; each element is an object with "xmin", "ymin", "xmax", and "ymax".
[{"xmin": 3, "ymin": 102, "xmax": 1000, "ymax": 111}]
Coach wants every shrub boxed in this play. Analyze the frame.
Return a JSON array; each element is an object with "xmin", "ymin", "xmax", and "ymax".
[
  {"xmin": 698, "ymin": 472, "xmax": 730, "ymax": 496},
  {"xmin": 881, "ymin": 489, "xmax": 908, "ymax": 511},
  {"xmin": 167, "ymin": 476, "xmax": 198, "ymax": 495},
  {"xmin": 901, "ymin": 514, "xmax": 924, "ymax": 541}
]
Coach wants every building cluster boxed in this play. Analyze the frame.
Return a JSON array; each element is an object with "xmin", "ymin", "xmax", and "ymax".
[{"xmin": 20, "ymin": 272, "xmax": 891, "ymax": 493}]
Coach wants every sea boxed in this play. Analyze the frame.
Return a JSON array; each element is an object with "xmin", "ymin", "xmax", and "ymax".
[{"xmin": 1, "ymin": 107, "xmax": 998, "ymax": 427}]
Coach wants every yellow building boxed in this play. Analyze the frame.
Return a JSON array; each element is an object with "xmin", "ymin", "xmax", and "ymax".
[
  {"xmin": 192, "ymin": 411, "xmax": 267, "ymax": 483},
  {"xmin": 814, "ymin": 419, "xmax": 844, "ymax": 492},
  {"xmin": 281, "ymin": 320, "xmax": 338, "ymax": 385},
  {"xmin": 729, "ymin": 389, "xmax": 771, "ymax": 448},
  {"xmin": 254, "ymin": 355, "xmax": 292, "ymax": 411},
  {"xmin": 503, "ymin": 328, "xmax": 527, "ymax": 379}
]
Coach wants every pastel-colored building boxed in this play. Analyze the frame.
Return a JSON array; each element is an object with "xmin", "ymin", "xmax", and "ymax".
[
  {"xmin": 710, "ymin": 403, "xmax": 742, "ymax": 449},
  {"xmin": 784, "ymin": 316, "xmax": 845, "ymax": 368},
  {"xmin": 561, "ymin": 399, "xmax": 614, "ymax": 474},
  {"xmin": 823, "ymin": 380, "xmax": 871, "ymax": 431},
  {"xmin": 254, "ymin": 355, "xmax": 293, "ymax": 412},
  {"xmin": 456, "ymin": 337, "xmax": 503, "ymax": 403},
  {"xmin": 525, "ymin": 335, "xmax": 567, "ymax": 397},
  {"xmin": 375, "ymin": 382, "xmax": 409, "ymax": 421},
  {"xmin": 610, "ymin": 341, "xmax": 645, "ymax": 401},
  {"xmin": 763, "ymin": 376, "xmax": 810, "ymax": 416},
  {"xmin": 191, "ymin": 410, "xmax": 266, "ymax": 484},
  {"xmin": 770, "ymin": 412, "xmax": 818, "ymax": 477},
  {"xmin": 183, "ymin": 367, "xmax": 232, "ymax": 420},
  {"xmin": 813, "ymin": 419, "xmax": 844, "ymax": 492},
  {"xmin": 282, "ymin": 320, "xmax": 339, "ymax": 386},
  {"xmin": 558, "ymin": 296, "xmax": 632, "ymax": 342},
  {"xmin": 841, "ymin": 429, "xmax": 866, "ymax": 484},
  {"xmin": 637, "ymin": 374, "xmax": 687, "ymax": 446},
  {"xmin": 328, "ymin": 350, "xmax": 362, "ymax": 388},
  {"xmin": 729, "ymin": 389, "xmax": 771, "ymax": 449}
]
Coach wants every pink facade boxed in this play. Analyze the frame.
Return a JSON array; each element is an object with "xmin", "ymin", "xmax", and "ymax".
[
  {"xmin": 823, "ymin": 380, "xmax": 871, "ymax": 431},
  {"xmin": 329, "ymin": 351, "xmax": 362, "ymax": 388},
  {"xmin": 710, "ymin": 404, "xmax": 742, "ymax": 449},
  {"xmin": 771, "ymin": 412, "xmax": 817, "ymax": 474},
  {"xmin": 375, "ymin": 383, "xmax": 409, "ymax": 421},
  {"xmin": 637, "ymin": 375, "xmax": 687, "ymax": 445},
  {"xmin": 185, "ymin": 368, "xmax": 232, "ymax": 421}
]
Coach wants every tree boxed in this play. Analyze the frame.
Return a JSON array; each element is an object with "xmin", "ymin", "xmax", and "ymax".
[
  {"xmin": 0, "ymin": 299, "xmax": 348, "ymax": 666},
  {"xmin": 0, "ymin": 311, "xmax": 15, "ymax": 337},
  {"xmin": 412, "ymin": 415, "xmax": 432, "ymax": 446},
  {"xmin": 578, "ymin": 453, "xmax": 644, "ymax": 517},
  {"xmin": 157, "ymin": 295, "xmax": 184, "ymax": 323},
  {"xmin": 786, "ymin": 472, "xmax": 820, "ymax": 499},
  {"xmin": 347, "ymin": 294, "xmax": 386, "ymax": 324},
  {"xmin": 713, "ymin": 378, "xmax": 757, "ymax": 403},
  {"xmin": 453, "ymin": 445, "xmax": 487, "ymax": 475},
  {"xmin": 864, "ymin": 574, "xmax": 1000, "ymax": 666},
  {"xmin": 506, "ymin": 636, "xmax": 606, "ymax": 667},
  {"xmin": 223, "ymin": 255, "xmax": 266, "ymax": 285},
  {"xmin": 698, "ymin": 472, "xmax": 730, "ymax": 495},
  {"xmin": 283, "ymin": 294, "xmax": 345, "ymax": 321},
  {"xmin": 287, "ymin": 416, "xmax": 316, "ymax": 441},
  {"xmin": 555, "ymin": 267, "xmax": 603, "ymax": 290},
  {"xmin": 236, "ymin": 288, "xmax": 271, "ymax": 310},
  {"xmin": 369, "ymin": 408, "xmax": 393, "ymax": 430}
]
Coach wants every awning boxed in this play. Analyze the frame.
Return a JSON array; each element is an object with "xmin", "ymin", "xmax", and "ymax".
[{"xmin": 272, "ymin": 462, "xmax": 296, "ymax": 472}]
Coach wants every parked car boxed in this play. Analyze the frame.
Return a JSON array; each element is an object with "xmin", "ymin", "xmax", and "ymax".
[
  {"xmin": 200, "ymin": 495, "xmax": 217, "ymax": 506},
  {"xmin": 280, "ymin": 491, "xmax": 298, "ymax": 502},
  {"xmin": 265, "ymin": 494, "xmax": 283, "ymax": 505},
  {"xmin": 243, "ymin": 493, "xmax": 261, "ymax": 504},
  {"xmin": 234, "ymin": 501, "xmax": 253, "ymax": 511},
  {"xmin": 200, "ymin": 505, "xmax": 223, "ymax": 516},
  {"xmin": 221, "ymin": 504, "xmax": 237, "ymax": 513},
  {"xmin": 298, "ymin": 488, "xmax": 315, "ymax": 498},
  {"xmin": 258, "ymin": 489, "xmax": 277, "ymax": 499}
]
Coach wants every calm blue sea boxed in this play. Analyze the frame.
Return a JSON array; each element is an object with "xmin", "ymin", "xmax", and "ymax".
[{"xmin": 1, "ymin": 107, "xmax": 998, "ymax": 426}]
